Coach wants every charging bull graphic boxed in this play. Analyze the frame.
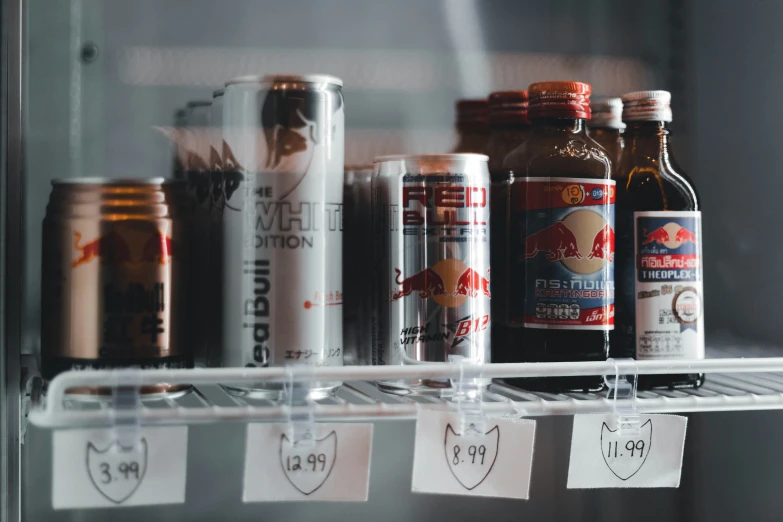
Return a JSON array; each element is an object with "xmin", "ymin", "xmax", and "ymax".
[
  {"xmin": 524, "ymin": 221, "xmax": 582, "ymax": 261},
  {"xmin": 392, "ymin": 268, "xmax": 448, "ymax": 300},
  {"xmin": 72, "ymin": 231, "xmax": 173, "ymax": 268},
  {"xmin": 455, "ymin": 268, "xmax": 492, "ymax": 298},
  {"xmin": 587, "ymin": 224, "xmax": 615, "ymax": 261},
  {"xmin": 642, "ymin": 223, "xmax": 698, "ymax": 248}
]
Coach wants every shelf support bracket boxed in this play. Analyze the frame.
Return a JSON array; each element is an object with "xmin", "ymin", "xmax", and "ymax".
[
  {"xmin": 283, "ymin": 364, "xmax": 316, "ymax": 448},
  {"xmin": 110, "ymin": 368, "xmax": 142, "ymax": 450},
  {"xmin": 605, "ymin": 358, "xmax": 640, "ymax": 437},
  {"xmin": 449, "ymin": 355, "xmax": 486, "ymax": 437}
]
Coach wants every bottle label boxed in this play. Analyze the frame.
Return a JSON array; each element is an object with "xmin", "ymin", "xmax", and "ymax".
[
  {"xmin": 634, "ymin": 211, "xmax": 704, "ymax": 360},
  {"xmin": 512, "ymin": 177, "xmax": 615, "ymax": 330}
]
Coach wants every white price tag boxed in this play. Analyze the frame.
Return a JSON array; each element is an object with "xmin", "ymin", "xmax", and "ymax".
[
  {"xmin": 411, "ymin": 410, "xmax": 536, "ymax": 499},
  {"xmin": 567, "ymin": 414, "xmax": 687, "ymax": 489},
  {"xmin": 52, "ymin": 426, "xmax": 188, "ymax": 509},
  {"xmin": 243, "ymin": 423, "xmax": 373, "ymax": 502}
]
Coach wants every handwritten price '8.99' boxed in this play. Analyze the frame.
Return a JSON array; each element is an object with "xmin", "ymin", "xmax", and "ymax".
[
  {"xmin": 605, "ymin": 440, "xmax": 645, "ymax": 459},
  {"xmin": 452, "ymin": 445, "xmax": 487, "ymax": 466}
]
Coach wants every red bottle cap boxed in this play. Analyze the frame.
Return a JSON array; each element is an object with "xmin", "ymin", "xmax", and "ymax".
[
  {"xmin": 528, "ymin": 81, "xmax": 591, "ymax": 120},
  {"xmin": 488, "ymin": 91, "xmax": 529, "ymax": 127},
  {"xmin": 455, "ymin": 99, "xmax": 489, "ymax": 131}
]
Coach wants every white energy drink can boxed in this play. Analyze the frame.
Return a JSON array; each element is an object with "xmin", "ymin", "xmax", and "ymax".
[
  {"xmin": 222, "ymin": 74, "xmax": 344, "ymax": 399},
  {"xmin": 372, "ymin": 154, "xmax": 491, "ymax": 395}
]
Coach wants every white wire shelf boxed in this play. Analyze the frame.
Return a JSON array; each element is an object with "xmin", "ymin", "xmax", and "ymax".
[{"xmin": 26, "ymin": 356, "xmax": 783, "ymax": 429}]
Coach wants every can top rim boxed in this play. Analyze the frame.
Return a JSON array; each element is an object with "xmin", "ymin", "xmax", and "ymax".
[
  {"xmin": 52, "ymin": 177, "xmax": 167, "ymax": 186},
  {"xmin": 225, "ymin": 73, "xmax": 343, "ymax": 88},
  {"xmin": 373, "ymin": 153, "xmax": 489, "ymax": 163}
]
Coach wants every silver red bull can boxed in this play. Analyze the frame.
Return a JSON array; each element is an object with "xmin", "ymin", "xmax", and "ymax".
[
  {"xmin": 221, "ymin": 74, "xmax": 344, "ymax": 399},
  {"xmin": 372, "ymin": 154, "xmax": 491, "ymax": 395}
]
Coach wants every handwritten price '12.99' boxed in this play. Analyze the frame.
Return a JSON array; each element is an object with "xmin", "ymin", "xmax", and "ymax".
[
  {"xmin": 452, "ymin": 445, "xmax": 487, "ymax": 465},
  {"xmin": 285, "ymin": 454, "xmax": 327, "ymax": 472}
]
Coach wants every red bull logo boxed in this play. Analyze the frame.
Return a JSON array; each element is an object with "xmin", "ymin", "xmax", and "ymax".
[
  {"xmin": 72, "ymin": 231, "xmax": 132, "ymax": 268},
  {"xmin": 586, "ymin": 224, "xmax": 615, "ymax": 261},
  {"xmin": 525, "ymin": 221, "xmax": 582, "ymax": 261},
  {"xmin": 391, "ymin": 260, "xmax": 490, "ymax": 306},
  {"xmin": 72, "ymin": 230, "xmax": 173, "ymax": 268},
  {"xmin": 391, "ymin": 268, "xmax": 447, "ymax": 300},
  {"xmin": 455, "ymin": 268, "xmax": 492, "ymax": 298},
  {"xmin": 642, "ymin": 223, "xmax": 697, "ymax": 249},
  {"xmin": 524, "ymin": 211, "xmax": 614, "ymax": 274}
]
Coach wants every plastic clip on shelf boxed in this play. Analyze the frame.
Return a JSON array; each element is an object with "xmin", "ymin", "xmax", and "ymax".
[
  {"xmin": 604, "ymin": 358, "xmax": 640, "ymax": 437},
  {"xmin": 449, "ymin": 356, "xmax": 486, "ymax": 437},
  {"xmin": 110, "ymin": 368, "xmax": 143, "ymax": 450},
  {"xmin": 283, "ymin": 364, "xmax": 317, "ymax": 448}
]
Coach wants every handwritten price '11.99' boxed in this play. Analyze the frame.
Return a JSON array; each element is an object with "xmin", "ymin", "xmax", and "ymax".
[
  {"xmin": 285, "ymin": 454, "xmax": 327, "ymax": 472},
  {"xmin": 605, "ymin": 440, "xmax": 645, "ymax": 459},
  {"xmin": 452, "ymin": 445, "xmax": 487, "ymax": 465}
]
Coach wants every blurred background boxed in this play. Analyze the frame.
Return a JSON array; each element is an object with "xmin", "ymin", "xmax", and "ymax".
[{"xmin": 18, "ymin": 0, "xmax": 783, "ymax": 520}]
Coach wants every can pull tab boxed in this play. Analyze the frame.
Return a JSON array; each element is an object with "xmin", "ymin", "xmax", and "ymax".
[
  {"xmin": 449, "ymin": 355, "xmax": 486, "ymax": 438},
  {"xmin": 283, "ymin": 364, "xmax": 316, "ymax": 448},
  {"xmin": 605, "ymin": 358, "xmax": 640, "ymax": 437},
  {"xmin": 111, "ymin": 368, "xmax": 142, "ymax": 451}
]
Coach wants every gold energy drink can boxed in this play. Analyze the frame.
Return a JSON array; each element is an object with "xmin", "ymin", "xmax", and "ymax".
[{"xmin": 40, "ymin": 178, "xmax": 192, "ymax": 398}]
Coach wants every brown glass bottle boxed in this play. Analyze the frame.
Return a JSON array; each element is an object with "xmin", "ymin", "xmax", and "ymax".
[
  {"xmin": 502, "ymin": 82, "xmax": 614, "ymax": 392},
  {"xmin": 611, "ymin": 91, "xmax": 704, "ymax": 389},
  {"xmin": 588, "ymin": 97, "xmax": 625, "ymax": 166},
  {"xmin": 452, "ymin": 99, "xmax": 490, "ymax": 153},
  {"xmin": 485, "ymin": 91, "xmax": 531, "ymax": 363}
]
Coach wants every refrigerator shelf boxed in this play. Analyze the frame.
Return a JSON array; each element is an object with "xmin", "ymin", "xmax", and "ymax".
[{"xmin": 26, "ymin": 357, "xmax": 783, "ymax": 429}]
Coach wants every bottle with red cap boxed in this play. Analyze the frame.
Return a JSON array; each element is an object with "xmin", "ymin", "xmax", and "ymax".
[
  {"xmin": 484, "ymin": 91, "xmax": 531, "ymax": 362},
  {"xmin": 502, "ymin": 81, "xmax": 615, "ymax": 392},
  {"xmin": 452, "ymin": 98, "xmax": 490, "ymax": 153},
  {"xmin": 611, "ymin": 90, "xmax": 704, "ymax": 389},
  {"xmin": 588, "ymin": 97, "xmax": 625, "ymax": 166}
]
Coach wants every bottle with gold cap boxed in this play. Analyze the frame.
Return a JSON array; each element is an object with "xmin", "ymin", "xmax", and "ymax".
[
  {"xmin": 485, "ymin": 91, "xmax": 531, "ymax": 362},
  {"xmin": 588, "ymin": 97, "xmax": 625, "ymax": 165},
  {"xmin": 502, "ymin": 81, "xmax": 615, "ymax": 392},
  {"xmin": 612, "ymin": 90, "xmax": 704, "ymax": 389},
  {"xmin": 452, "ymin": 98, "xmax": 490, "ymax": 153}
]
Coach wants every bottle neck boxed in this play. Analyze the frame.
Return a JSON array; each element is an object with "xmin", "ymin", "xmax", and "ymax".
[
  {"xmin": 623, "ymin": 121, "xmax": 672, "ymax": 159},
  {"xmin": 530, "ymin": 117, "xmax": 586, "ymax": 134}
]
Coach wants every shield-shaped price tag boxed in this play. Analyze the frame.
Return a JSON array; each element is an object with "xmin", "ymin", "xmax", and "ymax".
[
  {"xmin": 567, "ymin": 414, "xmax": 687, "ymax": 488},
  {"xmin": 243, "ymin": 423, "xmax": 373, "ymax": 502},
  {"xmin": 412, "ymin": 410, "xmax": 536, "ymax": 499},
  {"xmin": 52, "ymin": 426, "xmax": 188, "ymax": 509}
]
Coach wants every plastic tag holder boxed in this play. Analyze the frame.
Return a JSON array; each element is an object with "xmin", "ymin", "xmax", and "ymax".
[
  {"xmin": 604, "ymin": 358, "xmax": 640, "ymax": 437},
  {"xmin": 448, "ymin": 355, "xmax": 486, "ymax": 437},
  {"xmin": 110, "ymin": 368, "xmax": 143, "ymax": 450},
  {"xmin": 282, "ymin": 364, "xmax": 317, "ymax": 448}
]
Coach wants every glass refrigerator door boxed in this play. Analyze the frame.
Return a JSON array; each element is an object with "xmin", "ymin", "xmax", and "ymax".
[{"xmin": 4, "ymin": 1, "xmax": 783, "ymax": 521}]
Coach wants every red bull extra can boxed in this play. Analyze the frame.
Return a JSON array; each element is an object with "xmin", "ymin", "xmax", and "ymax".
[
  {"xmin": 372, "ymin": 154, "xmax": 491, "ymax": 395},
  {"xmin": 40, "ymin": 178, "xmax": 192, "ymax": 398},
  {"xmin": 221, "ymin": 74, "xmax": 344, "ymax": 399}
]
